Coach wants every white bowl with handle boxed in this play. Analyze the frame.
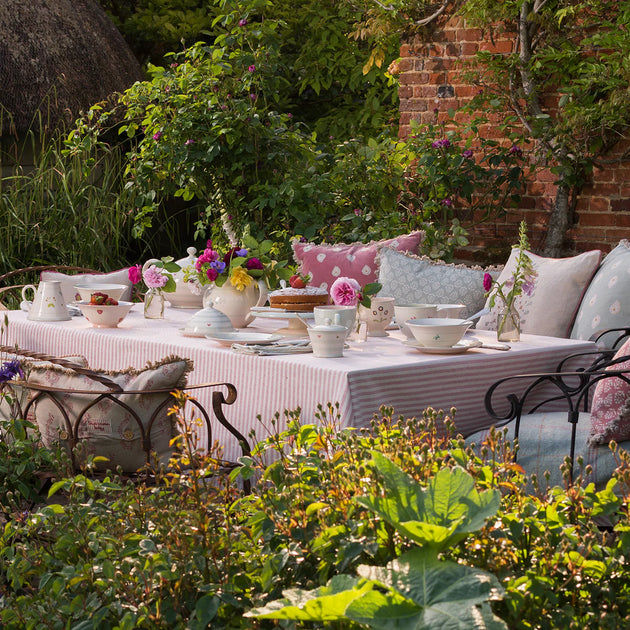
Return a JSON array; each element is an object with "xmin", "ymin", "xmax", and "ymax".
[{"xmin": 406, "ymin": 317, "xmax": 473, "ymax": 348}]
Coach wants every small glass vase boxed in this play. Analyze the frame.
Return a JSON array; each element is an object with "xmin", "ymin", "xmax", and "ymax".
[
  {"xmin": 144, "ymin": 287, "xmax": 165, "ymax": 319},
  {"xmin": 497, "ymin": 304, "xmax": 520, "ymax": 342}
]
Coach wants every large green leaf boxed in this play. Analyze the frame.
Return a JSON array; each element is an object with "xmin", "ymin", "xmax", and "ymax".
[{"xmin": 355, "ymin": 453, "xmax": 500, "ymax": 548}]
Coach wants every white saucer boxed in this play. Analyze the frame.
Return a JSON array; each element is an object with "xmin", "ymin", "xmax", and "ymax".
[
  {"xmin": 402, "ymin": 338, "xmax": 483, "ymax": 354},
  {"xmin": 205, "ymin": 332, "xmax": 282, "ymax": 346}
]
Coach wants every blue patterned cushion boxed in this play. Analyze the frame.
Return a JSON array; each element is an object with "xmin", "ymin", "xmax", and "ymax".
[
  {"xmin": 465, "ymin": 411, "xmax": 629, "ymax": 490},
  {"xmin": 570, "ymin": 240, "xmax": 630, "ymax": 348},
  {"xmin": 377, "ymin": 247, "xmax": 502, "ymax": 318}
]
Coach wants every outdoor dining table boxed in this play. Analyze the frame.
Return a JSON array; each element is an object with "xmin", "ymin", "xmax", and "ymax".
[{"xmin": 1, "ymin": 306, "xmax": 598, "ymax": 462}]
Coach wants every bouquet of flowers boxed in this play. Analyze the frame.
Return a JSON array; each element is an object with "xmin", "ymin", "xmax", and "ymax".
[
  {"xmin": 183, "ymin": 235, "xmax": 291, "ymax": 293},
  {"xmin": 330, "ymin": 277, "xmax": 382, "ymax": 309},
  {"xmin": 128, "ymin": 257, "xmax": 180, "ymax": 294}
]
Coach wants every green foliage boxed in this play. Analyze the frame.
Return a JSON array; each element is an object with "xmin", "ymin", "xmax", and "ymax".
[{"xmin": 3, "ymin": 405, "xmax": 630, "ymax": 628}]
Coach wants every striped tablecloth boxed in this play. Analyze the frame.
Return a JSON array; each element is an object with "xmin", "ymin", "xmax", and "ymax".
[{"xmin": 1, "ymin": 306, "xmax": 597, "ymax": 462}]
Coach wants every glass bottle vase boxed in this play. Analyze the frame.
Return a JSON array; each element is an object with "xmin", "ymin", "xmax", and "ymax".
[
  {"xmin": 496, "ymin": 303, "xmax": 520, "ymax": 342},
  {"xmin": 144, "ymin": 287, "xmax": 165, "ymax": 319}
]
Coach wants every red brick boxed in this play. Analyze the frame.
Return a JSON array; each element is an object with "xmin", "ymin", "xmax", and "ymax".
[
  {"xmin": 611, "ymin": 199, "xmax": 630, "ymax": 212},
  {"xmin": 479, "ymin": 40, "xmax": 515, "ymax": 54},
  {"xmin": 588, "ymin": 197, "xmax": 611, "ymax": 212}
]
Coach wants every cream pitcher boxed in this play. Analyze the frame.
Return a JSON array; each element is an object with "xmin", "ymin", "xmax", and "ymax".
[{"xmin": 21, "ymin": 281, "xmax": 71, "ymax": 321}]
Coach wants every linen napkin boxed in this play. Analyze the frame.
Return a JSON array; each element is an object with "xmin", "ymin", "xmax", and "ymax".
[{"xmin": 231, "ymin": 339, "xmax": 312, "ymax": 355}]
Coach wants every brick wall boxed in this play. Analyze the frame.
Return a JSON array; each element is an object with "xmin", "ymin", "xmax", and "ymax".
[{"xmin": 398, "ymin": 16, "xmax": 630, "ymax": 260}]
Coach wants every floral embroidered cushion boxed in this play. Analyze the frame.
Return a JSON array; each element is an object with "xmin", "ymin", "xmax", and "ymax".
[
  {"xmin": 41, "ymin": 268, "xmax": 133, "ymax": 303},
  {"xmin": 476, "ymin": 248, "xmax": 601, "ymax": 337},
  {"xmin": 570, "ymin": 240, "xmax": 630, "ymax": 348},
  {"xmin": 292, "ymin": 231, "xmax": 425, "ymax": 291},
  {"xmin": 589, "ymin": 338, "xmax": 630, "ymax": 445},
  {"xmin": 377, "ymin": 247, "xmax": 502, "ymax": 319},
  {"xmin": 25, "ymin": 356, "xmax": 192, "ymax": 472}
]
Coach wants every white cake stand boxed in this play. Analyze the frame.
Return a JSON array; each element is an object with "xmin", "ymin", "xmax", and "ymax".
[{"xmin": 250, "ymin": 307, "xmax": 314, "ymax": 336}]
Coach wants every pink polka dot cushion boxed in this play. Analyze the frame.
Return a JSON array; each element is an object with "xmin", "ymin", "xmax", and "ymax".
[
  {"xmin": 292, "ymin": 231, "xmax": 425, "ymax": 290},
  {"xmin": 589, "ymin": 337, "xmax": 630, "ymax": 444}
]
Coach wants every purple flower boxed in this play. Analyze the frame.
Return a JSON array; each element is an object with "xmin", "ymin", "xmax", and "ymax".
[
  {"xmin": 442, "ymin": 198, "xmax": 453, "ymax": 207},
  {"xmin": 153, "ymin": 131, "xmax": 163, "ymax": 141},
  {"xmin": 483, "ymin": 272, "xmax": 493, "ymax": 292},
  {"xmin": 462, "ymin": 149, "xmax": 473, "ymax": 159},
  {"xmin": 238, "ymin": 18, "xmax": 248, "ymax": 26},
  {"xmin": 431, "ymin": 139, "xmax": 451, "ymax": 149},
  {"xmin": 299, "ymin": 236, "xmax": 307, "ymax": 243},
  {"xmin": 185, "ymin": 139, "xmax": 195, "ymax": 146},
  {"xmin": 249, "ymin": 93, "xmax": 257, "ymax": 102},
  {"xmin": 246, "ymin": 257, "xmax": 264, "ymax": 270},
  {"xmin": 522, "ymin": 279, "xmax": 535, "ymax": 297},
  {"xmin": 0, "ymin": 360, "xmax": 23, "ymax": 383},
  {"xmin": 235, "ymin": 248, "xmax": 248, "ymax": 257},
  {"xmin": 510, "ymin": 145, "xmax": 523, "ymax": 157},
  {"xmin": 248, "ymin": 65, "xmax": 256, "ymax": 73},
  {"xmin": 354, "ymin": 208, "xmax": 362, "ymax": 216},
  {"xmin": 209, "ymin": 260, "xmax": 226, "ymax": 273},
  {"xmin": 128, "ymin": 264, "xmax": 142, "ymax": 285},
  {"xmin": 330, "ymin": 277, "xmax": 361, "ymax": 307}
]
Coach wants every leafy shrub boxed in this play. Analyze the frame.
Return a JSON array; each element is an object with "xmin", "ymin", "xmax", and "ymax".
[{"xmin": 2, "ymin": 402, "xmax": 630, "ymax": 628}]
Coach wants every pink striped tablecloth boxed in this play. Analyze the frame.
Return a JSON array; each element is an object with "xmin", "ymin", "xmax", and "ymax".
[{"xmin": 1, "ymin": 306, "xmax": 597, "ymax": 462}]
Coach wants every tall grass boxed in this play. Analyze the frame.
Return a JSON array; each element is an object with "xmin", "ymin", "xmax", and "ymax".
[{"xmin": 0, "ymin": 128, "xmax": 136, "ymax": 274}]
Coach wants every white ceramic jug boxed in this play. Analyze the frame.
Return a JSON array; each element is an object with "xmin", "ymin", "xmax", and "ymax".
[{"xmin": 21, "ymin": 281, "xmax": 70, "ymax": 321}]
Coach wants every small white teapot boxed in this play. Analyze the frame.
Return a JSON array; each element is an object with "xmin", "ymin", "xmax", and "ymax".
[{"xmin": 21, "ymin": 281, "xmax": 70, "ymax": 321}]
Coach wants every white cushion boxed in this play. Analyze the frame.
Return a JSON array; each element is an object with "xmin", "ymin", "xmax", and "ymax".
[
  {"xmin": 25, "ymin": 356, "xmax": 192, "ymax": 472},
  {"xmin": 476, "ymin": 248, "xmax": 601, "ymax": 337},
  {"xmin": 40, "ymin": 268, "xmax": 133, "ymax": 303},
  {"xmin": 377, "ymin": 247, "xmax": 502, "ymax": 319}
]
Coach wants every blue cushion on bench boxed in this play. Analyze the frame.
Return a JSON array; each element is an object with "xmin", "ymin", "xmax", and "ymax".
[{"xmin": 465, "ymin": 411, "xmax": 630, "ymax": 490}]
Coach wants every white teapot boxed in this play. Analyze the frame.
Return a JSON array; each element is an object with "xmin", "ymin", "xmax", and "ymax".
[{"xmin": 167, "ymin": 247, "xmax": 204, "ymax": 309}]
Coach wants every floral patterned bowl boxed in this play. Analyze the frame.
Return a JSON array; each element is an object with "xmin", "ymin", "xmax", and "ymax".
[{"xmin": 78, "ymin": 301, "xmax": 134, "ymax": 328}]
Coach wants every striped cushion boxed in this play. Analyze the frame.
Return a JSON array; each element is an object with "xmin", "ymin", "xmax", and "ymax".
[{"xmin": 465, "ymin": 411, "xmax": 630, "ymax": 490}]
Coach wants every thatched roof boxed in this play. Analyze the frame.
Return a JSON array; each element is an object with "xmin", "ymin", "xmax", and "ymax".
[{"xmin": 0, "ymin": 0, "xmax": 144, "ymax": 134}]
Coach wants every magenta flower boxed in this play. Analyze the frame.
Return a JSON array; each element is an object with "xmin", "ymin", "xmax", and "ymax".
[
  {"xmin": 185, "ymin": 139, "xmax": 195, "ymax": 146},
  {"xmin": 246, "ymin": 257, "xmax": 263, "ymax": 270},
  {"xmin": 143, "ymin": 265, "xmax": 168, "ymax": 289},
  {"xmin": 442, "ymin": 198, "xmax": 453, "ymax": 207},
  {"xmin": 249, "ymin": 93, "xmax": 257, "ymax": 102},
  {"xmin": 128, "ymin": 264, "xmax": 142, "ymax": 285},
  {"xmin": 330, "ymin": 277, "xmax": 361, "ymax": 307},
  {"xmin": 248, "ymin": 65, "xmax": 256, "ymax": 73},
  {"xmin": 153, "ymin": 131, "xmax": 163, "ymax": 141},
  {"xmin": 354, "ymin": 208, "xmax": 362, "ymax": 216},
  {"xmin": 206, "ymin": 268, "xmax": 219, "ymax": 282},
  {"xmin": 462, "ymin": 149, "xmax": 473, "ymax": 159},
  {"xmin": 483, "ymin": 272, "xmax": 493, "ymax": 292},
  {"xmin": 238, "ymin": 18, "xmax": 248, "ymax": 26}
]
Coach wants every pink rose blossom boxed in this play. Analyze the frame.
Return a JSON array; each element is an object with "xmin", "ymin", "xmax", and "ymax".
[
  {"xmin": 143, "ymin": 265, "xmax": 168, "ymax": 288},
  {"xmin": 128, "ymin": 264, "xmax": 142, "ymax": 285},
  {"xmin": 330, "ymin": 277, "xmax": 361, "ymax": 306},
  {"xmin": 483, "ymin": 272, "xmax": 492, "ymax": 292}
]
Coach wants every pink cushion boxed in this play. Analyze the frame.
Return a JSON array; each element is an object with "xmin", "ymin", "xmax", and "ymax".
[
  {"xmin": 589, "ymin": 338, "xmax": 630, "ymax": 444},
  {"xmin": 292, "ymin": 232, "xmax": 425, "ymax": 290}
]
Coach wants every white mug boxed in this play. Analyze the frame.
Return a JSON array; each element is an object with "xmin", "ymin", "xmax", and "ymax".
[
  {"xmin": 358, "ymin": 297, "xmax": 395, "ymax": 337},
  {"xmin": 21, "ymin": 281, "xmax": 70, "ymax": 321},
  {"xmin": 313, "ymin": 305, "xmax": 357, "ymax": 339}
]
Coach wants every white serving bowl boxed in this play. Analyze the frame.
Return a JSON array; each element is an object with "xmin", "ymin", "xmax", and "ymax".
[
  {"xmin": 78, "ymin": 300, "xmax": 134, "ymax": 328},
  {"xmin": 435, "ymin": 303, "xmax": 466, "ymax": 318},
  {"xmin": 406, "ymin": 317, "xmax": 473, "ymax": 348},
  {"xmin": 394, "ymin": 303, "xmax": 438, "ymax": 339},
  {"xmin": 73, "ymin": 283, "xmax": 128, "ymax": 303}
]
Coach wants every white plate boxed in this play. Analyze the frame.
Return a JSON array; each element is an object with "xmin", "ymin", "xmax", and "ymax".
[
  {"xmin": 402, "ymin": 338, "xmax": 483, "ymax": 354},
  {"xmin": 205, "ymin": 332, "xmax": 282, "ymax": 346},
  {"xmin": 179, "ymin": 328, "xmax": 209, "ymax": 338},
  {"xmin": 250, "ymin": 307, "xmax": 315, "ymax": 319}
]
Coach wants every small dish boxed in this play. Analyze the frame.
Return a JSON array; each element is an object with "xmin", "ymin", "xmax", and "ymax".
[
  {"xmin": 205, "ymin": 332, "xmax": 282, "ymax": 346},
  {"xmin": 402, "ymin": 338, "xmax": 483, "ymax": 354}
]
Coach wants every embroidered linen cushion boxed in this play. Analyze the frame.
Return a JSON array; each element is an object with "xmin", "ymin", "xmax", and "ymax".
[
  {"xmin": 589, "ymin": 338, "xmax": 630, "ymax": 445},
  {"xmin": 292, "ymin": 231, "xmax": 425, "ymax": 291},
  {"xmin": 26, "ymin": 356, "xmax": 192, "ymax": 472},
  {"xmin": 466, "ymin": 410, "xmax": 628, "ymax": 490},
  {"xmin": 476, "ymin": 248, "xmax": 601, "ymax": 338},
  {"xmin": 377, "ymin": 247, "xmax": 502, "ymax": 318},
  {"xmin": 40, "ymin": 268, "xmax": 133, "ymax": 303},
  {"xmin": 570, "ymin": 240, "xmax": 630, "ymax": 347}
]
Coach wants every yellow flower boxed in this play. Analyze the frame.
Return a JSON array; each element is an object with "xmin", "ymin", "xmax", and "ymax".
[{"xmin": 230, "ymin": 266, "xmax": 253, "ymax": 291}]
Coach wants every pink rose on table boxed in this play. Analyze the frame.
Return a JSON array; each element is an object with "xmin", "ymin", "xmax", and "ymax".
[
  {"xmin": 128, "ymin": 264, "xmax": 142, "ymax": 285},
  {"xmin": 330, "ymin": 277, "xmax": 361, "ymax": 306},
  {"xmin": 143, "ymin": 265, "xmax": 168, "ymax": 289}
]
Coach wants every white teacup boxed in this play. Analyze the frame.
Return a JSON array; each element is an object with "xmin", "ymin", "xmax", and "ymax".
[
  {"xmin": 308, "ymin": 322, "xmax": 347, "ymax": 358},
  {"xmin": 436, "ymin": 303, "xmax": 466, "ymax": 318},
  {"xmin": 21, "ymin": 281, "xmax": 70, "ymax": 321},
  {"xmin": 313, "ymin": 305, "xmax": 357, "ymax": 339},
  {"xmin": 394, "ymin": 303, "xmax": 438, "ymax": 340},
  {"xmin": 358, "ymin": 297, "xmax": 395, "ymax": 337}
]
